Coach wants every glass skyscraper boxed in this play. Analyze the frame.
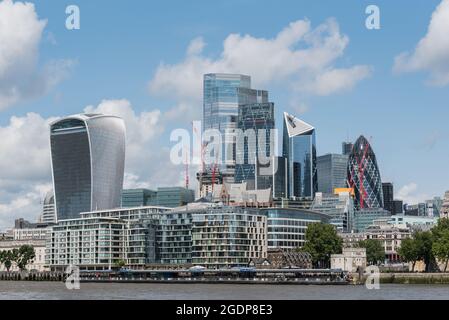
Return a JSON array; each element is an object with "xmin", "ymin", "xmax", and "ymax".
[
  {"xmin": 50, "ymin": 114, "xmax": 126, "ymax": 221},
  {"xmin": 317, "ymin": 153, "xmax": 349, "ymax": 194},
  {"xmin": 347, "ymin": 135, "xmax": 384, "ymax": 210},
  {"xmin": 282, "ymin": 112, "xmax": 317, "ymax": 199},
  {"xmin": 235, "ymin": 102, "xmax": 275, "ymax": 188},
  {"xmin": 203, "ymin": 73, "xmax": 268, "ymax": 183}
]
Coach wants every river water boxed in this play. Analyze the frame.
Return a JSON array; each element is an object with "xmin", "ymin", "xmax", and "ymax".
[{"xmin": 1, "ymin": 282, "xmax": 449, "ymax": 299}]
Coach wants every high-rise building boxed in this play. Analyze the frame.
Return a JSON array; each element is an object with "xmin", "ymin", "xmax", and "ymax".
[
  {"xmin": 353, "ymin": 208, "xmax": 391, "ymax": 232},
  {"xmin": 342, "ymin": 142, "xmax": 354, "ymax": 155},
  {"xmin": 392, "ymin": 200, "xmax": 404, "ymax": 214},
  {"xmin": 317, "ymin": 154, "xmax": 349, "ymax": 194},
  {"xmin": 282, "ymin": 112, "xmax": 317, "ymax": 199},
  {"xmin": 347, "ymin": 135, "xmax": 384, "ymax": 210},
  {"xmin": 235, "ymin": 102, "xmax": 275, "ymax": 189},
  {"xmin": 41, "ymin": 190, "xmax": 56, "ymax": 224},
  {"xmin": 203, "ymin": 73, "xmax": 268, "ymax": 183},
  {"xmin": 382, "ymin": 182, "xmax": 394, "ymax": 213},
  {"xmin": 312, "ymin": 191, "xmax": 354, "ymax": 232},
  {"xmin": 50, "ymin": 114, "xmax": 126, "ymax": 221}
]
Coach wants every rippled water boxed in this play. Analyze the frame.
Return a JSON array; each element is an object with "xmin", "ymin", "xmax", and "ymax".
[{"xmin": 0, "ymin": 281, "xmax": 448, "ymax": 300}]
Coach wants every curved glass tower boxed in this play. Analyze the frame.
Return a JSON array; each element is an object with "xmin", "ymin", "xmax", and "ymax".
[
  {"xmin": 282, "ymin": 112, "xmax": 317, "ymax": 198},
  {"xmin": 50, "ymin": 114, "xmax": 126, "ymax": 221},
  {"xmin": 347, "ymin": 135, "xmax": 384, "ymax": 209}
]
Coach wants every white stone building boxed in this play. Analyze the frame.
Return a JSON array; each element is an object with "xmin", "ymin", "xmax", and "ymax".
[{"xmin": 331, "ymin": 247, "xmax": 366, "ymax": 272}]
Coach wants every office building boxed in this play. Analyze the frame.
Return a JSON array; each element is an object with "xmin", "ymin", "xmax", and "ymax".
[
  {"xmin": 392, "ymin": 200, "xmax": 404, "ymax": 214},
  {"xmin": 50, "ymin": 114, "xmax": 126, "ymax": 220},
  {"xmin": 40, "ymin": 190, "xmax": 56, "ymax": 224},
  {"xmin": 441, "ymin": 191, "xmax": 449, "ymax": 218},
  {"xmin": 353, "ymin": 208, "xmax": 391, "ymax": 232},
  {"xmin": 382, "ymin": 182, "xmax": 394, "ymax": 213},
  {"xmin": 235, "ymin": 102, "xmax": 275, "ymax": 189},
  {"xmin": 121, "ymin": 189, "xmax": 157, "ymax": 207},
  {"xmin": 425, "ymin": 197, "xmax": 443, "ymax": 217},
  {"xmin": 311, "ymin": 191, "xmax": 354, "ymax": 232},
  {"xmin": 342, "ymin": 142, "xmax": 354, "ymax": 155},
  {"xmin": 150, "ymin": 187, "xmax": 195, "ymax": 208},
  {"xmin": 347, "ymin": 135, "xmax": 384, "ymax": 209},
  {"xmin": 203, "ymin": 73, "xmax": 268, "ymax": 183},
  {"xmin": 259, "ymin": 208, "xmax": 331, "ymax": 250},
  {"xmin": 282, "ymin": 112, "xmax": 317, "ymax": 199},
  {"xmin": 404, "ymin": 203, "xmax": 427, "ymax": 216},
  {"xmin": 317, "ymin": 154, "xmax": 349, "ymax": 194}
]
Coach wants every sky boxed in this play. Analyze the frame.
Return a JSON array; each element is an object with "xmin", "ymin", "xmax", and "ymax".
[{"xmin": 1, "ymin": 0, "xmax": 449, "ymax": 230}]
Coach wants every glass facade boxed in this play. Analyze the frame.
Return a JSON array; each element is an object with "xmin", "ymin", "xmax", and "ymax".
[
  {"xmin": 235, "ymin": 102, "xmax": 275, "ymax": 188},
  {"xmin": 50, "ymin": 114, "xmax": 126, "ymax": 221},
  {"xmin": 282, "ymin": 112, "xmax": 317, "ymax": 198},
  {"xmin": 121, "ymin": 189, "xmax": 157, "ymax": 207},
  {"xmin": 353, "ymin": 208, "xmax": 391, "ymax": 232},
  {"xmin": 347, "ymin": 135, "xmax": 384, "ymax": 210},
  {"xmin": 311, "ymin": 192, "xmax": 354, "ymax": 232},
  {"xmin": 203, "ymin": 73, "xmax": 268, "ymax": 182},
  {"xmin": 382, "ymin": 182, "xmax": 394, "ymax": 214},
  {"xmin": 259, "ymin": 208, "xmax": 330, "ymax": 250},
  {"xmin": 317, "ymin": 154, "xmax": 349, "ymax": 194}
]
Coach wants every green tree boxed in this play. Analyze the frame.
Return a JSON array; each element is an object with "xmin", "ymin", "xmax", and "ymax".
[
  {"xmin": 300, "ymin": 223, "xmax": 342, "ymax": 268},
  {"xmin": 398, "ymin": 238, "xmax": 419, "ymax": 271},
  {"xmin": 14, "ymin": 245, "xmax": 35, "ymax": 271},
  {"xmin": 114, "ymin": 259, "xmax": 126, "ymax": 269},
  {"xmin": 0, "ymin": 250, "xmax": 16, "ymax": 272},
  {"xmin": 432, "ymin": 229, "xmax": 449, "ymax": 272},
  {"xmin": 414, "ymin": 231, "xmax": 434, "ymax": 272},
  {"xmin": 357, "ymin": 239, "xmax": 385, "ymax": 265}
]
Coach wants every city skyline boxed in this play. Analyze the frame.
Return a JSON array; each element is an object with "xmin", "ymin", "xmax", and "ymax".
[{"xmin": 1, "ymin": 0, "xmax": 449, "ymax": 229}]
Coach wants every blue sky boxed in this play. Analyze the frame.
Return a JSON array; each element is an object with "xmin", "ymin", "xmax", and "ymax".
[{"xmin": 1, "ymin": 0, "xmax": 448, "ymax": 228}]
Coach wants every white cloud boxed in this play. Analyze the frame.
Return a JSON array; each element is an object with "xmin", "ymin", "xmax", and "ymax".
[
  {"xmin": 394, "ymin": 0, "xmax": 449, "ymax": 86},
  {"xmin": 149, "ymin": 18, "xmax": 371, "ymax": 107},
  {"xmin": 0, "ymin": 0, "xmax": 73, "ymax": 110},
  {"xmin": 396, "ymin": 183, "xmax": 430, "ymax": 205}
]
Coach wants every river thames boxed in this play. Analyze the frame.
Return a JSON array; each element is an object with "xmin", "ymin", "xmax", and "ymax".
[{"xmin": 1, "ymin": 282, "xmax": 449, "ymax": 299}]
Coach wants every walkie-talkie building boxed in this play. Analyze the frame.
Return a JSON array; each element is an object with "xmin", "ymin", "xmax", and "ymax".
[
  {"xmin": 50, "ymin": 114, "xmax": 126, "ymax": 221},
  {"xmin": 347, "ymin": 135, "xmax": 384, "ymax": 210}
]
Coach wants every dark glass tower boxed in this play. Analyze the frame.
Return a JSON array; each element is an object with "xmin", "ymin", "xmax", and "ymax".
[
  {"xmin": 50, "ymin": 114, "xmax": 126, "ymax": 220},
  {"xmin": 282, "ymin": 112, "xmax": 317, "ymax": 198},
  {"xmin": 382, "ymin": 182, "xmax": 394, "ymax": 213},
  {"xmin": 347, "ymin": 135, "xmax": 384, "ymax": 210},
  {"xmin": 235, "ymin": 102, "xmax": 275, "ymax": 188}
]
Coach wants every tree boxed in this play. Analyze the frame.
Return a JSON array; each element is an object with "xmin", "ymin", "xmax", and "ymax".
[
  {"xmin": 432, "ymin": 229, "xmax": 449, "ymax": 272},
  {"xmin": 0, "ymin": 250, "xmax": 16, "ymax": 272},
  {"xmin": 14, "ymin": 245, "xmax": 35, "ymax": 271},
  {"xmin": 357, "ymin": 239, "xmax": 385, "ymax": 265},
  {"xmin": 398, "ymin": 238, "xmax": 419, "ymax": 271},
  {"xmin": 114, "ymin": 259, "xmax": 126, "ymax": 269},
  {"xmin": 300, "ymin": 223, "xmax": 342, "ymax": 268},
  {"xmin": 414, "ymin": 231, "xmax": 434, "ymax": 272}
]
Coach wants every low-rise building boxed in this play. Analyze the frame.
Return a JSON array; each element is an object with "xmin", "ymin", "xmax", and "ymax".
[
  {"xmin": 331, "ymin": 247, "xmax": 366, "ymax": 272},
  {"xmin": 0, "ymin": 239, "xmax": 48, "ymax": 271}
]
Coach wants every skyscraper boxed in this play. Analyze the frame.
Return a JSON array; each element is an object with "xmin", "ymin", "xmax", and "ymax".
[
  {"xmin": 41, "ymin": 190, "xmax": 56, "ymax": 224},
  {"xmin": 382, "ymin": 182, "xmax": 394, "ymax": 213},
  {"xmin": 50, "ymin": 114, "xmax": 126, "ymax": 221},
  {"xmin": 282, "ymin": 112, "xmax": 317, "ymax": 199},
  {"xmin": 203, "ymin": 73, "xmax": 268, "ymax": 183},
  {"xmin": 342, "ymin": 142, "xmax": 354, "ymax": 155},
  {"xmin": 347, "ymin": 135, "xmax": 384, "ymax": 210},
  {"xmin": 235, "ymin": 102, "xmax": 275, "ymax": 188},
  {"xmin": 317, "ymin": 153, "xmax": 349, "ymax": 194}
]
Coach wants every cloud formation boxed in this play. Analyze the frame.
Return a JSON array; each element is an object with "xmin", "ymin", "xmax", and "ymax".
[
  {"xmin": 149, "ymin": 18, "xmax": 371, "ymax": 108},
  {"xmin": 396, "ymin": 182, "xmax": 430, "ymax": 205},
  {"xmin": 0, "ymin": 0, "xmax": 73, "ymax": 110},
  {"xmin": 394, "ymin": 0, "xmax": 449, "ymax": 86}
]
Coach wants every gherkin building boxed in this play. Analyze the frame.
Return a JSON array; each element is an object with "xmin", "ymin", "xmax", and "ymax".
[{"xmin": 347, "ymin": 135, "xmax": 384, "ymax": 210}]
